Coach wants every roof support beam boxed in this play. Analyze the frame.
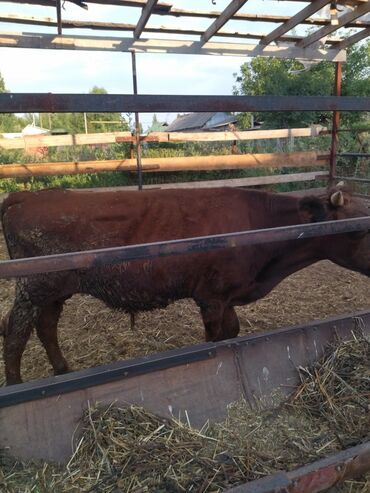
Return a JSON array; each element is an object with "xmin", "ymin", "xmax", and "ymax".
[
  {"xmin": 134, "ymin": 0, "xmax": 159, "ymax": 39},
  {"xmin": 0, "ymin": 14, "xmax": 343, "ymax": 44},
  {"xmin": 335, "ymin": 27, "xmax": 370, "ymax": 49},
  {"xmin": 260, "ymin": 0, "xmax": 332, "ymax": 46},
  {"xmin": 297, "ymin": 2, "xmax": 370, "ymax": 48},
  {"xmin": 0, "ymin": 1, "xmax": 369, "ymax": 29},
  {"xmin": 201, "ymin": 0, "xmax": 249, "ymax": 45},
  {"xmin": 0, "ymin": 32, "xmax": 347, "ymax": 61}
]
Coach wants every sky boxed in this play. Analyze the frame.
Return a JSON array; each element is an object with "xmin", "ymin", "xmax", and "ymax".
[{"xmin": 0, "ymin": 0, "xmax": 361, "ymax": 129}]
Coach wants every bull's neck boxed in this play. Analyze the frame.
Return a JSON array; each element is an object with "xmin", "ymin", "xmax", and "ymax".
[
  {"xmin": 245, "ymin": 190, "xmax": 304, "ymax": 229},
  {"xmin": 247, "ymin": 191, "xmax": 324, "ymax": 282}
]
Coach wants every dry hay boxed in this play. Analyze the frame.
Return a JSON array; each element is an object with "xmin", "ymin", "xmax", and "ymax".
[
  {"xmin": 1, "ymin": 229, "xmax": 370, "ymax": 385},
  {"xmin": 1, "ymin": 334, "xmax": 369, "ymax": 493}
]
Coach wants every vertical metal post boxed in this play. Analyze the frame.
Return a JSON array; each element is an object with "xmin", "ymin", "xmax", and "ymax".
[
  {"xmin": 56, "ymin": 0, "xmax": 62, "ymax": 35},
  {"xmin": 329, "ymin": 61, "xmax": 342, "ymax": 185},
  {"xmin": 83, "ymin": 113, "xmax": 88, "ymax": 134},
  {"xmin": 131, "ymin": 51, "xmax": 143, "ymax": 191}
]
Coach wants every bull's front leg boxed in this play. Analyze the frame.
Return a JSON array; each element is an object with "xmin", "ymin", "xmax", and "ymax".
[
  {"xmin": 221, "ymin": 306, "xmax": 240, "ymax": 339},
  {"xmin": 3, "ymin": 286, "xmax": 40, "ymax": 385},
  {"xmin": 198, "ymin": 300, "xmax": 226, "ymax": 342}
]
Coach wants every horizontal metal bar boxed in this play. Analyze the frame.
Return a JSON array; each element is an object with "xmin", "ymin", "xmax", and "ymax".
[
  {"xmin": 334, "ymin": 175, "xmax": 370, "ymax": 184},
  {"xmin": 226, "ymin": 442, "xmax": 370, "ymax": 493},
  {"xmin": 1, "ymin": 217, "xmax": 370, "ymax": 279},
  {"xmin": 0, "ymin": 94, "xmax": 368, "ymax": 113},
  {"xmin": 0, "ymin": 344, "xmax": 217, "ymax": 407},
  {"xmin": 337, "ymin": 153, "xmax": 370, "ymax": 158}
]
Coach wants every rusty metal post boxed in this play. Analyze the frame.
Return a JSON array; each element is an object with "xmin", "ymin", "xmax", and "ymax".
[
  {"xmin": 56, "ymin": 0, "xmax": 62, "ymax": 35},
  {"xmin": 329, "ymin": 62, "xmax": 342, "ymax": 185},
  {"xmin": 131, "ymin": 51, "xmax": 143, "ymax": 190}
]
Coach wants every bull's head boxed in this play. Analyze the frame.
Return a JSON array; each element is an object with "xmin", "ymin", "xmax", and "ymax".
[{"xmin": 298, "ymin": 185, "xmax": 370, "ymax": 277}]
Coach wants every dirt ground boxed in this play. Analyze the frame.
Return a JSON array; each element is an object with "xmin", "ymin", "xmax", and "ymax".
[{"xmin": 0, "ymin": 233, "xmax": 370, "ymax": 386}]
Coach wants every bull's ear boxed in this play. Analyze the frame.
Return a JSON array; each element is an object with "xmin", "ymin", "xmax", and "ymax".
[
  {"xmin": 299, "ymin": 196, "xmax": 327, "ymax": 223},
  {"xmin": 330, "ymin": 190, "xmax": 345, "ymax": 208}
]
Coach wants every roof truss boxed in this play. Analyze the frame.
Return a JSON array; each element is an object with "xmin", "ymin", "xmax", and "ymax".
[
  {"xmin": 297, "ymin": 2, "xmax": 370, "ymax": 48},
  {"xmin": 259, "ymin": 0, "xmax": 332, "ymax": 46},
  {"xmin": 200, "ymin": 0, "xmax": 249, "ymax": 46},
  {"xmin": 134, "ymin": 0, "xmax": 158, "ymax": 39},
  {"xmin": 0, "ymin": 0, "xmax": 368, "ymax": 60}
]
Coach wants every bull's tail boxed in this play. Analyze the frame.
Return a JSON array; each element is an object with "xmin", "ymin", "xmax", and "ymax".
[
  {"xmin": 1, "ymin": 193, "xmax": 24, "ymax": 259},
  {"xmin": 0, "ymin": 311, "xmax": 9, "ymax": 336}
]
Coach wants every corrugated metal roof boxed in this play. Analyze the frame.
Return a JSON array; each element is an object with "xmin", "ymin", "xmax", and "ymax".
[
  {"xmin": 167, "ymin": 112, "xmax": 237, "ymax": 132},
  {"xmin": 166, "ymin": 113, "xmax": 214, "ymax": 132}
]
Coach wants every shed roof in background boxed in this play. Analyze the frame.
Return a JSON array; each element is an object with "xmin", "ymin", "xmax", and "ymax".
[{"xmin": 166, "ymin": 112, "xmax": 237, "ymax": 132}]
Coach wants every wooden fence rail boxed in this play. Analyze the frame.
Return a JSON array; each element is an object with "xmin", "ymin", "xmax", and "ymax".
[
  {"xmin": 0, "ymin": 126, "xmax": 327, "ymax": 150},
  {"xmin": 0, "ymin": 151, "xmax": 329, "ymax": 179}
]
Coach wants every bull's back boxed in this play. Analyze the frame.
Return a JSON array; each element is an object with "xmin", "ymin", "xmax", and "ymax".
[{"xmin": 1, "ymin": 187, "xmax": 253, "ymax": 259}]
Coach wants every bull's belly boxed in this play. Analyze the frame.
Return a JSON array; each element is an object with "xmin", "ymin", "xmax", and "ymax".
[{"xmin": 78, "ymin": 267, "xmax": 188, "ymax": 313}]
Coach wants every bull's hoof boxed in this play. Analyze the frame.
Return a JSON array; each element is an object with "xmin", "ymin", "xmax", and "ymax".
[
  {"xmin": 54, "ymin": 365, "xmax": 70, "ymax": 376},
  {"xmin": 6, "ymin": 377, "xmax": 22, "ymax": 386}
]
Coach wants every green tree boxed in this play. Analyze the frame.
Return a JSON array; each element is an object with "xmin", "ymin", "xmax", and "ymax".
[
  {"xmin": 36, "ymin": 86, "xmax": 129, "ymax": 134},
  {"xmin": 233, "ymin": 41, "xmax": 369, "ymax": 129},
  {"xmin": 0, "ymin": 73, "xmax": 25, "ymax": 133}
]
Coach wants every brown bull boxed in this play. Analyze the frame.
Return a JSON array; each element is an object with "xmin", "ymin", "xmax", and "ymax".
[{"xmin": 1, "ymin": 186, "xmax": 370, "ymax": 385}]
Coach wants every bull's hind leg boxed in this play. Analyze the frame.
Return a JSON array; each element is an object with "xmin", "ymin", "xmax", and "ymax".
[
  {"xmin": 36, "ymin": 300, "xmax": 69, "ymax": 376},
  {"xmin": 221, "ymin": 306, "xmax": 240, "ymax": 340},
  {"xmin": 3, "ymin": 286, "xmax": 41, "ymax": 385}
]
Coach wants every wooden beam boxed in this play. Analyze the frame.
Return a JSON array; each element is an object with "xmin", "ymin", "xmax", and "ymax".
[
  {"xmin": 260, "ymin": 0, "xmax": 332, "ymax": 46},
  {"xmin": 144, "ymin": 8, "xmax": 370, "ymax": 29},
  {"xmin": 201, "ymin": 0, "xmax": 249, "ymax": 45},
  {"xmin": 0, "ymin": 151, "xmax": 328, "ymax": 178},
  {"xmin": 298, "ymin": 2, "xmax": 370, "ymax": 48},
  {"xmin": 0, "ymin": 171, "xmax": 329, "ymax": 203},
  {"xmin": 0, "ymin": 0, "xmax": 172, "ymax": 8},
  {"xmin": 0, "ymin": 14, "xmax": 343, "ymax": 44},
  {"xmin": 0, "ymin": 0, "xmax": 366, "ymax": 8},
  {"xmin": 0, "ymin": 32, "xmax": 346, "ymax": 60},
  {"xmin": 0, "ymin": 126, "xmax": 327, "ymax": 150},
  {"xmin": 0, "ymin": 131, "xmax": 132, "ymax": 150},
  {"xmin": 116, "ymin": 126, "xmax": 328, "ymax": 143},
  {"xmin": 335, "ymin": 28, "xmax": 370, "ymax": 49},
  {"xmin": 134, "ymin": 0, "xmax": 158, "ymax": 39},
  {"xmin": 8, "ymin": 2, "xmax": 365, "ymax": 30},
  {"xmin": 104, "ymin": 171, "xmax": 329, "ymax": 190},
  {"xmin": 56, "ymin": 0, "xmax": 62, "ymax": 35}
]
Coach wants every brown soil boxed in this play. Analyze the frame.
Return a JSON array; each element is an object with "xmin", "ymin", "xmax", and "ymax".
[{"xmin": 0, "ymin": 233, "xmax": 370, "ymax": 385}]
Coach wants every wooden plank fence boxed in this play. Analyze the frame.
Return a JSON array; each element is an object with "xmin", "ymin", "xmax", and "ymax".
[
  {"xmin": 0, "ymin": 151, "xmax": 329, "ymax": 179},
  {"xmin": 0, "ymin": 126, "xmax": 327, "ymax": 150}
]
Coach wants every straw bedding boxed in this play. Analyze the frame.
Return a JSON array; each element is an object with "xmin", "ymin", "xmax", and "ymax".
[{"xmin": 1, "ymin": 333, "xmax": 369, "ymax": 492}]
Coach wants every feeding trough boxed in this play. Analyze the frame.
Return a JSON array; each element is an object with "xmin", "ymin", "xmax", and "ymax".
[{"xmin": 0, "ymin": 310, "xmax": 369, "ymax": 492}]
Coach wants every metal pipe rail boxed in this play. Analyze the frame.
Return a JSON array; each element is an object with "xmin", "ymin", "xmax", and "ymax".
[
  {"xmin": 0, "ymin": 94, "xmax": 369, "ymax": 113},
  {"xmin": 335, "ymin": 176, "xmax": 370, "ymax": 184},
  {"xmin": 337, "ymin": 153, "xmax": 370, "ymax": 158},
  {"xmin": 1, "ymin": 216, "xmax": 370, "ymax": 279}
]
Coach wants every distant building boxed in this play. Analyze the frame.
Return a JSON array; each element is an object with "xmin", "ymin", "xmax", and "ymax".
[
  {"xmin": 146, "ymin": 117, "xmax": 169, "ymax": 133},
  {"xmin": 22, "ymin": 123, "xmax": 50, "ymax": 157},
  {"xmin": 166, "ymin": 112, "xmax": 237, "ymax": 132}
]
